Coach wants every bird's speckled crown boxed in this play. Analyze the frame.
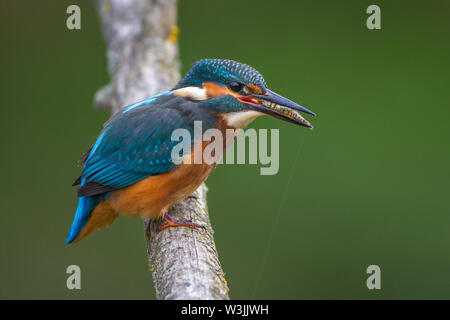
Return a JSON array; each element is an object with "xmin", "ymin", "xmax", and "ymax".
[{"xmin": 174, "ymin": 59, "xmax": 267, "ymax": 90}]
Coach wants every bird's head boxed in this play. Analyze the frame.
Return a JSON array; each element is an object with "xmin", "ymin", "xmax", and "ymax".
[{"xmin": 172, "ymin": 59, "xmax": 315, "ymax": 128}]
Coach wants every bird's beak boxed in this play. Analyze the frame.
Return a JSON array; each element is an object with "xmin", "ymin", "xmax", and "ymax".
[{"xmin": 238, "ymin": 89, "xmax": 315, "ymax": 128}]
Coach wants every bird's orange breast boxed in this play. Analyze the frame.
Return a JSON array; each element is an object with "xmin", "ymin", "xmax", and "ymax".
[{"xmin": 107, "ymin": 156, "xmax": 215, "ymax": 219}]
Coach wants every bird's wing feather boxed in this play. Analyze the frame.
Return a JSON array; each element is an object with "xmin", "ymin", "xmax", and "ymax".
[{"xmin": 77, "ymin": 94, "xmax": 194, "ymax": 197}]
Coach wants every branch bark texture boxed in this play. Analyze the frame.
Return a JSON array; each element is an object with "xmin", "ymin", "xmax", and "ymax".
[{"xmin": 93, "ymin": 0, "xmax": 229, "ymax": 299}]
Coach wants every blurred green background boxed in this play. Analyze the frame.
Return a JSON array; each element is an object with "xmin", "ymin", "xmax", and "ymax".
[{"xmin": 1, "ymin": 0, "xmax": 449, "ymax": 299}]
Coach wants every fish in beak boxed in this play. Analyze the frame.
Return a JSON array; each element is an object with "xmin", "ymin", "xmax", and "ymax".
[{"xmin": 239, "ymin": 89, "xmax": 315, "ymax": 128}]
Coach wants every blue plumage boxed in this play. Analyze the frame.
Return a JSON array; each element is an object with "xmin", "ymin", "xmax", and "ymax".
[
  {"xmin": 80, "ymin": 92, "xmax": 190, "ymax": 193},
  {"xmin": 67, "ymin": 91, "xmax": 218, "ymax": 242},
  {"xmin": 175, "ymin": 59, "xmax": 267, "ymax": 90},
  {"xmin": 66, "ymin": 181, "xmax": 105, "ymax": 243}
]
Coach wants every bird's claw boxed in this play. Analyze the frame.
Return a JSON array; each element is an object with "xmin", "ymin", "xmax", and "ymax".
[
  {"xmin": 186, "ymin": 193, "xmax": 199, "ymax": 200},
  {"xmin": 160, "ymin": 212, "xmax": 205, "ymax": 231}
]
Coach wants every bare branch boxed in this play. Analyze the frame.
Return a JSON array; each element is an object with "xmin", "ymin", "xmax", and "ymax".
[{"xmin": 93, "ymin": 0, "xmax": 229, "ymax": 299}]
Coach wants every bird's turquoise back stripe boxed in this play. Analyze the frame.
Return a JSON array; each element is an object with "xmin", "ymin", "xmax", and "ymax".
[
  {"xmin": 84, "ymin": 129, "xmax": 107, "ymax": 168},
  {"xmin": 122, "ymin": 92, "xmax": 169, "ymax": 113}
]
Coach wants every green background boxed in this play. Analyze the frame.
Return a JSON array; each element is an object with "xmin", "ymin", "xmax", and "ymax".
[{"xmin": 1, "ymin": 0, "xmax": 449, "ymax": 299}]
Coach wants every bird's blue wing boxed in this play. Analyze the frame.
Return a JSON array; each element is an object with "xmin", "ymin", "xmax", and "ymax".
[{"xmin": 76, "ymin": 93, "xmax": 193, "ymax": 197}]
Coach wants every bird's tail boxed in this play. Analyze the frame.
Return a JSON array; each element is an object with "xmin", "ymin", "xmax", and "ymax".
[
  {"xmin": 66, "ymin": 195, "xmax": 118, "ymax": 243},
  {"xmin": 66, "ymin": 196, "xmax": 100, "ymax": 243}
]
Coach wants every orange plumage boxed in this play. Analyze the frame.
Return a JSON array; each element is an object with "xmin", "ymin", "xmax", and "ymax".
[{"xmin": 72, "ymin": 147, "xmax": 216, "ymax": 243}]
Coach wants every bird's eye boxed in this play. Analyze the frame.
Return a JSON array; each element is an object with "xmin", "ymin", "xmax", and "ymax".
[{"xmin": 229, "ymin": 81, "xmax": 243, "ymax": 92}]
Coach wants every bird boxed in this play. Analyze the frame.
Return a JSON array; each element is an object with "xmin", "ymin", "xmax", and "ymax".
[{"xmin": 66, "ymin": 59, "xmax": 315, "ymax": 243}]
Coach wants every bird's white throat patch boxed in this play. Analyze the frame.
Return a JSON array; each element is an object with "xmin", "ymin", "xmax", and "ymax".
[
  {"xmin": 224, "ymin": 110, "xmax": 263, "ymax": 128},
  {"xmin": 172, "ymin": 86, "xmax": 208, "ymax": 100}
]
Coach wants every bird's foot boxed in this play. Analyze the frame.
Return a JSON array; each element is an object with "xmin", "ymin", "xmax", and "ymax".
[
  {"xmin": 160, "ymin": 212, "xmax": 205, "ymax": 231},
  {"xmin": 186, "ymin": 193, "xmax": 199, "ymax": 200}
]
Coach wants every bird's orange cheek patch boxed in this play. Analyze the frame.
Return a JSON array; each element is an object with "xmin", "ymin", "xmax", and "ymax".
[
  {"xmin": 203, "ymin": 82, "xmax": 263, "ymax": 101},
  {"xmin": 203, "ymin": 82, "xmax": 241, "ymax": 99}
]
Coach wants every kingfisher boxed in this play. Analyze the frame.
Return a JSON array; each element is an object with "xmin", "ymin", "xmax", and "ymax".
[{"xmin": 66, "ymin": 59, "xmax": 315, "ymax": 243}]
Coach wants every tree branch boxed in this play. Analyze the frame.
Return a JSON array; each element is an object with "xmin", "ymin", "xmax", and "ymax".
[{"xmin": 93, "ymin": 0, "xmax": 229, "ymax": 299}]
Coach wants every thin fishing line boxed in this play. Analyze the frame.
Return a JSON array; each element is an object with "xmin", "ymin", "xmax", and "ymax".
[{"xmin": 252, "ymin": 137, "xmax": 307, "ymax": 298}]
